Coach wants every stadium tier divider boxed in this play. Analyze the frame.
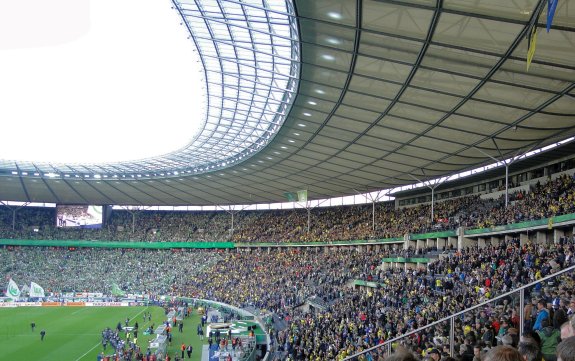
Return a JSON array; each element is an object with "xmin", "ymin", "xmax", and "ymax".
[{"xmin": 1, "ymin": 211, "xmax": 575, "ymax": 249}]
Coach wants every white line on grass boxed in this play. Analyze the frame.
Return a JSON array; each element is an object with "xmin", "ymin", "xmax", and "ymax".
[
  {"xmin": 74, "ymin": 342, "xmax": 102, "ymax": 361},
  {"xmin": 73, "ymin": 307, "xmax": 149, "ymax": 361},
  {"xmin": 71, "ymin": 308, "xmax": 87, "ymax": 315}
]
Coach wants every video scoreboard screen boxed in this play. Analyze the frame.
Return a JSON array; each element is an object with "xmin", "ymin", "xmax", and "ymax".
[{"xmin": 56, "ymin": 205, "xmax": 103, "ymax": 229}]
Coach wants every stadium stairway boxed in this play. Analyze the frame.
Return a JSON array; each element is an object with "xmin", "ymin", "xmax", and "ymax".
[{"xmin": 202, "ymin": 344, "xmax": 219, "ymax": 361}]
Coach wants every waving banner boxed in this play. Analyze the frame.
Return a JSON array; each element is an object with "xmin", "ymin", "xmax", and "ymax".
[{"xmin": 6, "ymin": 279, "xmax": 20, "ymax": 299}]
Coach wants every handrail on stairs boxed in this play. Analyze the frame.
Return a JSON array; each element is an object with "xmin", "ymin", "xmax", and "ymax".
[{"xmin": 344, "ymin": 263, "xmax": 575, "ymax": 360}]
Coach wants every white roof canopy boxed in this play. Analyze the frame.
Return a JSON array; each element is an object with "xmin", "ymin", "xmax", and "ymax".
[{"xmin": 0, "ymin": 0, "xmax": 574, "ymax": 205}]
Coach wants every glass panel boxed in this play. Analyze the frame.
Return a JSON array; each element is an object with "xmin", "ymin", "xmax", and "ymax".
[{"xmin": 5, "ymin": 0, "xmax": 300, "ymax": 179}]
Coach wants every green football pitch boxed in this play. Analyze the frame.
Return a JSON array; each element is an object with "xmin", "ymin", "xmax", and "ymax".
[{"xmin": 0, "ymin": 306, "xmax": 207, "ymax": 361}]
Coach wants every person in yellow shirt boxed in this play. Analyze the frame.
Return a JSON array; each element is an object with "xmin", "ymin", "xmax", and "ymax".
[{"xmin": 535, "ymin": 270, "xmax": 542, "ymax": 280}]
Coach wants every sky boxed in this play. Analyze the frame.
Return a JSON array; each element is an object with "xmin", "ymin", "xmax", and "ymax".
[{"xmin": 0, "ymin": 0, "xmax": 205, "ymax": 164}]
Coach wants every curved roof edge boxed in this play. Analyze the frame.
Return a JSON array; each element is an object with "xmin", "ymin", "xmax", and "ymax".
[{"xmin": 0, "ymin": 0, "xmax": 300, "ymax": 180}]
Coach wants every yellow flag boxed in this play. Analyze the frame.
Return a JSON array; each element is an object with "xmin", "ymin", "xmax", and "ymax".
[{"xmin": 527, "ymin": 26, "xmax": 538, "ymax": 71}]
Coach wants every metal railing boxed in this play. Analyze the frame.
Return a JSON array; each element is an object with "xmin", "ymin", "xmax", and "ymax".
[
  {"xmin": 344, "ymin": 263, "xmax": 575, "ymax": 360},
  {"xmin": 179, "ymin": 297, "xmax": 270, "ymax": 361}
]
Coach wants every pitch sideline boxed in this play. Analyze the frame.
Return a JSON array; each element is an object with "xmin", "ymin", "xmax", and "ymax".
[{"xmin": 73, "ymin": 306, "xmax": 149, "ymax": 361}]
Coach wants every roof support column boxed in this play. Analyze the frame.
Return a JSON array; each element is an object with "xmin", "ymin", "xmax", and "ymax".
[
  {"xmin": 120, "ymin": 206, "xmax": 150, "ymax": 236},
  {"xmin": 218, "ymin": 205, "xmax": 249, "ymax": 239},
  {"xmin": 353, "ymin": 189, "xmax": 389, "ymax": 237},
  {"xmin": 0, "ymin": 201, "xmax": 30, "ymax": 231},
  {"xmin": 474, "ymin": 139, "xmax": 537, "ymax": 208},
  {"xmin": 409, "ymin": 173, "xmax": 445, "ymax": 226},
  {"xmin": 307, "ymin": 207, "xmax": 311, "ymax": 234},
  {"xmin": 294, "ymin": 197, "xmax": 327, "ymax": 237}
]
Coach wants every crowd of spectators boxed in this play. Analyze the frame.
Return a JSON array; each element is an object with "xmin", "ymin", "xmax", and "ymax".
[
  {"xmin": 1, "ymin": 247, "xmax": 224, "ymax": 296},
  {"xmin": 1, "ymin": 174, "xmax": 574, "ymax": 361},
  {"xmin": 1, "ymin": 174, "xmax": 575, "ymax": 244},
  {"xmin": 266, "ymin": 239, "xmax": 575, "ymax": 360},
  {"xmin": 458, "ymin": 175, "xmax": 575, "ymax": 229},
  {"xmin": 2, "ymin": 236, "xmax": 575, "ymax": 360},
  {"xmin": 1, "ymin": 175, "xmax": 575, "ymax": 244}
]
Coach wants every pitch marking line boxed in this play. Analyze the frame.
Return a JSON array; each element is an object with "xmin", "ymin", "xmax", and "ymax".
[
  {"xmin": 71, "ymin": 308, "xmax": 87, "ymax": 316},
  {"xmin": 73, "ymin": 307, "xmax": 149, "ymax": 361}
]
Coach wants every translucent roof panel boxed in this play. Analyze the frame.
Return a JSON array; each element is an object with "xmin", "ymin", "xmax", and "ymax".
[
  {"xmin": 154, "ymin": 0, "xmax": 300, "ymax": 175},
  {"xmin": 1, "ymin": 0, "xmax": 300, "ymax": 178},
  {"xmin": 0, "ymin": 0, "xmax": 204, "ymax": 165},
  {"xmin": 2, "ymin": 0, "xmax": 575, "ymax": 207}
]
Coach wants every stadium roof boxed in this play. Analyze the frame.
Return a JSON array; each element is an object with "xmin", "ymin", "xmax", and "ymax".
[
  {"xmin": 0, "ymin": 0, "xmax": 574, "ymax": 206},
  {"xmin": 392, "ymin": 139, "xmax": 575, "ymax": 198}
]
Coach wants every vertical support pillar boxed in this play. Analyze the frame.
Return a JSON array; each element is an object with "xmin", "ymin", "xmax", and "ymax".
[
  {"xmin": 431, "ymin": 187, "xmax": 435, "ymax": 225},
  {"xmin": 372, "ymin": 199, "xmax": 376, "ymax": 233},
  {"xmin": 307, "ymin": 207, "xmax": 311, "ymax": 234},
  {"xmin": 408, "ymin": 174, "xmax": 445, "ymax": 231},
  {"xmin": 450, "ymin": 316, "xmax": 455, "ymax": 356},
  {"xmin": 231, "ymin": 211, "xmax": 235, "ymax": 237},
  {"xmin": 220, "ymin": 205, "xmax": 248, "ymax": 241},
  {"xmin": 474, "ymin": 143, "xmax": 530, "ymax": 207},
  {"xmin": 505, "ymin": 164, "xmax": 509, "ymax": 207},
  {"xmin": 554, "ymin": 228, "xmax": 565, "ymax": 244},
  {"xmin": 490, "ymin": 236, "xmax": 500, "ymax": 246},
  {"xmin": 478, "ymin": 237, "xmax": 486, "ymax": 249},
  {"xmin": 519, "ymin": 288, "xmax": 525, "ymax": 336},
  {"xmin": 520, "ymin": 232, "xmax": 529, "ymax": 246},
  {"xmin": 536, "ymin": 231, "xmax": 547, "ymax": 244}
]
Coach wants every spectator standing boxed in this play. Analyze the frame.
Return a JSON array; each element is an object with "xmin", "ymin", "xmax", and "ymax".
[
  {"xmin": 536, "ymin": 319, "xmax": 560, "ymax": 361},
  {"xmin": 197, "ymin": 324, "xmax": 203, "ymax": 340},
  {"xmin": 533, "ymin": 300, "xmax": 550, "ymax": 331}
]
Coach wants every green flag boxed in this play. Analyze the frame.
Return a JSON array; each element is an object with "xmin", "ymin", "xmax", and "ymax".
[
  {"xmin": 284, "ymin": 192, "xmax": 298, "ymax": 202},
  {"xmin": 111, "ymin": 283, "xmax": 126, "ymax": 297},
  {"xmin": 285, "ymin": 190, "xmax": 308, "ymax": 202}
]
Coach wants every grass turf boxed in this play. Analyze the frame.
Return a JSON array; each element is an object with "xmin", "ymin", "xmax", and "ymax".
[{"xmin": 0, "ymin": 306, "xmax": 207, "ymax": 361}]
